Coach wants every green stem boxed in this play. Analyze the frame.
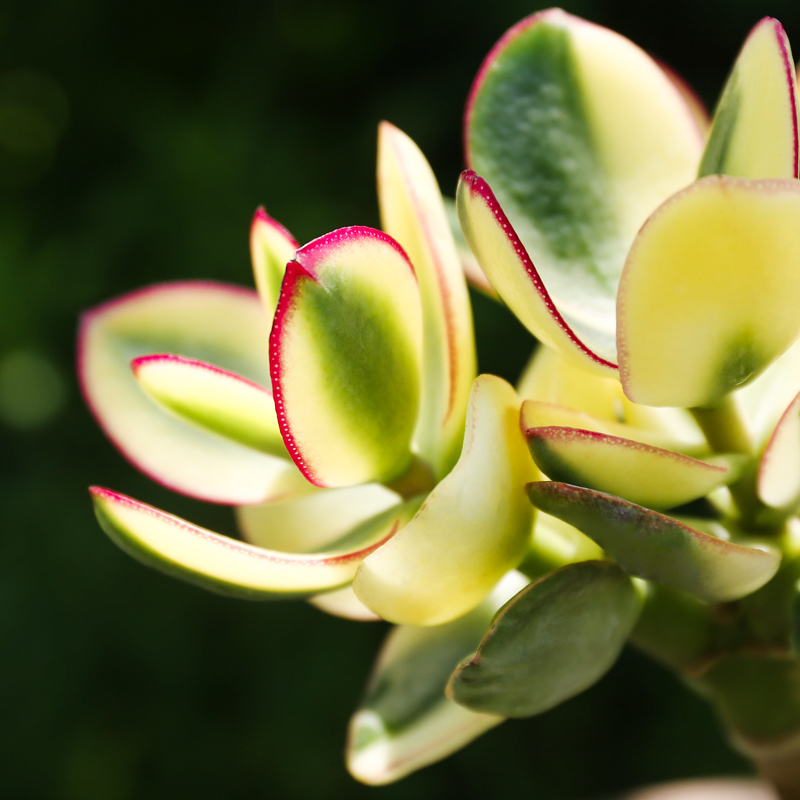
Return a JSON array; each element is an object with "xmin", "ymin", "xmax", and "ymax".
[{"xmin": 690, "ymin": 397, "xmax": 763, "ymax": 525}]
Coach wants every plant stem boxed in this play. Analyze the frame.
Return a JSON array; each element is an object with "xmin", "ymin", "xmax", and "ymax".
[{"xmin": 690, "ymin": 397, "xmax": 764, "ymax": 525}]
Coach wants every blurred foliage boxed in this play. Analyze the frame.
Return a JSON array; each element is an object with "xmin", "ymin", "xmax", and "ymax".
[{"xmin": 2, "ymin": 0, "xmax": 800, "ymax": 797}]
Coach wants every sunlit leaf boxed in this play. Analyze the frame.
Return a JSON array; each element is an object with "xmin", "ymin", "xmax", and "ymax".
[
  {"xmin": 378, "ymin": 123, "xmax": 476, "ymax": 476},
  {"xmin": 758, "ymin": 391, "xmax": 800, "ymax": 510},
  {"xmin": 79, "ymin": 282, "xmax": 296, "ymax": 505},
  {"xmin": 354, "ymin": 375, "xmax": 536, "ymax": 625},
  {"xmin": 132, "ymin": 354, "xmax": 286, "ymax": 457},
  {"xmin": 618, "ymin": 176, "xmax": 800, "ymax": 407},
  {"xmin": 250, "ymin": 207, "xmax": 299, "ymax": 318},
  {"xmin": 464, "ymin": 8, "xmax": 702, "ymax": 366},
  {"xmin": 699, "ymin": 18, "xmax": 798, "ymax": 180},
  {"xmin": 91, "ymin": 487, "xmax": 421, "ymax": 599},
  {"xmin": 525, "ymin": 425, "xmax": 736, "ymax": 510},
  {"xmin": 270, "ymin": 226, "xmax": 422, "ymax": 487}
]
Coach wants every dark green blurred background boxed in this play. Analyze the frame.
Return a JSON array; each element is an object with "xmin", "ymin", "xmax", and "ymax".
[{"xmin": 1, "ymin": 1, "xmax": 797, "ymax": 797}]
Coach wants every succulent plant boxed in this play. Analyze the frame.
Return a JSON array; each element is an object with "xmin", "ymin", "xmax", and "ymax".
[{"xmin": 81, "ymin": 9, "xmax": 800, "ymax": 798}]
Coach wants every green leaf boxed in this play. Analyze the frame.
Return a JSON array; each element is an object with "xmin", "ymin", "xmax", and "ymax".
[
  {"xmin": 528, "ymin": 482, "xmax": 780, "ymax": 602},
  {"xmin": 378, "ymin": 123, "xmax": 477, "ymax": 477},
  {"xmin": 448, "ymin": 561, "xmax": 639, "ymax": 717},
  {"xmin": 699, "ymin": 18, "xmax": 799, "ymax": 180},
  {"xmin": 464, "ymin": 9, "xmax": 702, "ymax": 366},
  {"xmin": 79, "ymin": 281, "xmax": 297, "ymax": 505},
  {"xmin": 525, "ymin": 425, "xmax": 736, "ymax": 510},
  {"xmin": 270, "ymin": 226, "xmax": 422, "ymax": 488},
  {"xmin": 250, "ymin": 207, "xmax": 298, "ymax": 319},
  {"xmin": 132, "ymin": 354, "xmax": 287, "ymax": 457},
  {"xmin": 354, "ymin": 375, "xmax": 536, "ymax": 625},
  {"xmin": 347, "ymin": 571, "xmax": 527, "ymax": 784},
  {"xmin": 91, "ymin": 486, "xmax": 421, "ymax": 600},
  {"xmin": 618, "ymin": 176, "xmax": 800, "ymax": 407}
]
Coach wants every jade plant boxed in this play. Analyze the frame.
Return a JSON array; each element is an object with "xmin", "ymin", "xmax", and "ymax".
[{"xmin": 80, "ymin": 8, "xmax": 800, "ymax": 798}]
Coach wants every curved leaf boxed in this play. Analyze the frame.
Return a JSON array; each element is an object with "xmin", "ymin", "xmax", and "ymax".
[
  {"xmin": 354, "ymin": 375, "xmax": 536, "ymax": 625},
  {"xmin": 250, "ymin": 207, "xmax": 298, "ymax": 318},
  {"xmin": 91, "ymin": 487, "xmax": 421, "ymax": 599},
  {"xmin": 618, "ymin": 176, "xmax": 800, "ymax": 407},
  {"xmin": 457, "ymin": 170, "xmax": 617, "ymax": 373},
  {"xmin": 347, "ymin": 571, "xmax": 527, "ymax": 784},
  {"xmin": 79, "ymin": 282, "xmax": 296, "ymax": 505},
  {"xmin": 132, "ymin": 354, "xmax": 286, "ymax": 457},
  {"xmin": 309, "ymin": 585, "xmax": 381, "ymax": 622},
  {"xmin": 465, "ymin": 8, "xmax": 702, "ymax": 365},
  {"xmin": 378, "ymin": 123, "xmax": 476, "ymax": 476},
  {"xmin": 235, "ymin": 483, "xmax": 400, "ymax": 552},
  {"xmin": 517, "ymin": 347, "xmax": 705, "ymax": 450},
  {"xmin": 525, "ymin": 426, "xmax": 734, "ymax": 510},
  {"xmin": 700, "ymin": 17, "xmax": 798, "ymax": 180},
  {"xmin": 758, "ymin": 391, "xmax": 800, "ymax": 510},
  {"xmin": 269, "ymin": 226, "xmax": 422, "ymax": 487},
  {"xmin": 448, "ymin": 561, "xmax": 639, "ymax": 717},
  {"xmin": 528, "ymin": 482, "xmax": 780, "ymax": 602}
]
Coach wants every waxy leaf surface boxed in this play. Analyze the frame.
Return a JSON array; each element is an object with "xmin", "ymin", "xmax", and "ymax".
[
  {"xmin": 758, "ymin": 392, "xmax": 800, "ymax": 510},
  {"xmin": 528, "ymin": 482, "xmax": 780, "ymax": 602},
  {"xmin": 250, "ymin": 207, "xmax": 298, "ymax": 318},
  {"xmin": 236, "ymin": 483, "xmax": 399, "ymax": 552},
  {"xmin": 457, "ymin": 170, "xmax": 617, "ymax": 373},
  {"xmin": 448, "ymin": 561, "xmax": 639, "ymax": 717},
  {"xmin": 700, "ymin": 18, "xmax": 798, "ymax": 180},
  {"xmin": 270, "ymin": 227, "xmax": 422, "ymax": 487},
  {"xmin": 347, "ymin": 571, "xmax": 527, "ymax": 784},
  {"xmin": 378, "ymin": 123, "xmax": 476, "ymax": 476},
  {"xmin": 91, "ymin": 487, "xmax": 421, "ymax": 599},
  {"xmin": 525, "ymin": 426, "xmax": 732, "ymax": 510},
  {"xmin": 132, "ymin": 354, "xmax": 285, "ymax": 457},
  {"xmin": 618, "ymin": 176, "xmax": 800, "ymax": 407},
  {"xmin": 518, "ymin": 348, "xmax": 705, "ymax": 451},
  {"xmin": 354, "ymin": 375, "xmax": 536, "ymax": 625},
  {"xmin": 464, "ymin": 8, "xmax": 702, "ymax": 367},
  {"xmin": 79, "ymin": 282, "xmax": 294, "ymax": 505}
]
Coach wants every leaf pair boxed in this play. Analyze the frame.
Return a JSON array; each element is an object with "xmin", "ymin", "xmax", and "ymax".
[{"xmin": 460, "ymin": 9, "xmax": 800, "ymax": 407}]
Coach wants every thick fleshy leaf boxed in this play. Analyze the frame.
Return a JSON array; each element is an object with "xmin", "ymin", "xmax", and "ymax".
[
  {"xmin": 91, "ymin": 487, "xmax": 421, "ymax": 599},
  {"xmin": 464, "ymin": 9, "xmax": 703, "ymax": 366},
  {"xmin": 758, "ymin": 392, "xmax": 800, "ymax": 509},
  {"xmin": 736, "ymin": 337, "xmax": 800, "ymax": 445},
  {"xmin": 269, "ymin": 227, "xmax": 422, "ymax": 488},
  {"xmin": 250, "ymin": 207, "xmax": 298, "ymax": 318},
  {"xmin": 378, "ymin": 123, "xmax": 476, "ymax": 476},
  {"xmin": 347, "ymin": 571, "xmax": 527, "ymax": 784},
  {"xmin": 528, "ymin": 482, "xmax": 780, "ymax": 602},
  {"xmin": 457, "ymin": 171, "xmax": 617, "ymax": 373},
  {"xmin": 309, "ymin": 585, "xmax": 381, "ymax": 621},
  {"xmin": 517, "ymin": 348, "xmax": 706, "ymax": 451},
  {"xmin": 618, "ymin": 176, "xmax": 800, "ymax": 408},
  {"xmin": 235, "ymin": 483, "xmax": 400, "ymax": 552},
  {"xmin": 79, "ymin": 282, "xmax": 296, "ymax": 505},
  {"xmin": 132, "ymin": 354, "xmax": 286, "ymax": 457},
  {"xmin": 448, "ymin": 561, "xmax": 639, "ymax": 717},
  {"xmin": 354, "ymin": 375, "xmax": 536, "ymax": 625},
  {"xmin": 699, "ymin": 18, "xmax": 798, "ymax": 180},
  {"xmin": 525, "ymin": 426, "xmax": 735, "ymax": 510},
  {"xmin": 444, "ymin": 197, "xmax": 497, "ymax": 298}
]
